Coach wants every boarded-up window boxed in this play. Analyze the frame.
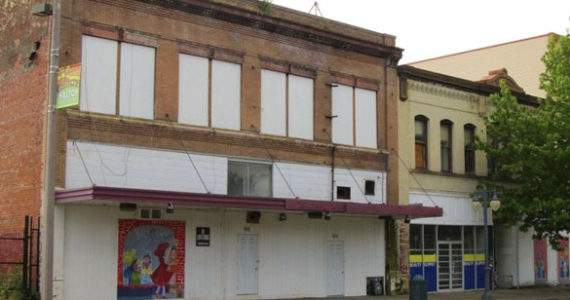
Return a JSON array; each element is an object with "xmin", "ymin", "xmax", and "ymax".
[
  {"xmin": 332, "ymin": 84, "xmax": 354, "ymax": 146},
  {"xmin": 178, "ymin": 55, "xmax": 241, "ymax": 130},
  {"xmin": 80, "ymin": 35, "xmax": 118, "ymax": 115},
  {"xmin": 119, "ymin": 43, "xmax": 155, "ymax": 119},
  {"xmin": 211, "ymin": 60, "xmax": 241, "ymax": 130},
  {"xmin": 261, "ymin": 69, "xmax": 287, "ymax": 136},
  {"xmin": 260, "ymin": 70, "xmax": 314, "ymax": 140},
  {"xmin": 178, "ymin": 54, "xmax": 209, "ymax": 126},
  {"xmin": 332, "ymin": 84, "xmax": 377, "ymax": 148},
  {"xmin": 415, "ymin": 116, "xmax": 428, "ymax": 169},
  {"xmin": 80, "ymin": 35, "xmax": 155, "ymax": 119},
  {"xmin": 354, "ymin": 88, "xmax": 377, "ymax": 148}
]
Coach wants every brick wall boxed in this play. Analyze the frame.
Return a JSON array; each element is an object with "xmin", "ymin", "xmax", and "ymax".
[{"xmin": 0, "ymin": 0, "xmax": 49, "ymax": 251}]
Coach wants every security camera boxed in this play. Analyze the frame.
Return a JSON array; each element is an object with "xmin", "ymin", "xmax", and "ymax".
[{"xmin": 166, "ymin": 202, "xmax": 174, "ymax": 214}]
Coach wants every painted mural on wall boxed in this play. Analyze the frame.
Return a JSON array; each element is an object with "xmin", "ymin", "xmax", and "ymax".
[
  {"xmin": 118, "ymin": 219, "xmax": 185, "ymax": 299},
  {"xmin": 558, "ymin": 239, "xmax": 569, "ymax": 280},
  {"xmin": 534, "ymin": 238, "xmax": 547, "ymax": 281}
]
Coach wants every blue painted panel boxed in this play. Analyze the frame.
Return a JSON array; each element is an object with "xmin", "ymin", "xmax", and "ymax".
[
  {"xmin": 410, "ymin": 263, "xmax": 423, "ymax": 280},
  {"xmin": 424, "ymin": 263, "xmax": 437, "ymax": 291},
  {"xmin": 476, "ymin": 262, "xmax": 486, "ymax": 289},
  {"xmin": 464, "ymin": 263, "xmax": 475, "ymax": 290}
]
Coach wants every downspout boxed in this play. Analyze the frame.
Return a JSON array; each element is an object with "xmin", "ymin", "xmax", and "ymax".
[
  {"xmin": 40, "ymin": 0, "xmax": 60, "ymax": 299},
  {"xmin": 331, "ymin": 145, "xmax": 336, "ymax": 202}
]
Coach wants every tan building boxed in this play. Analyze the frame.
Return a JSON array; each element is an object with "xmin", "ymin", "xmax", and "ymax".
[
  {"xmin": 397, "ymin": 65, "xmax": 538, "ymax": 292},
  {"xmin": 409, "ymin": 33, "xmax": 556, "ymax": 98}
]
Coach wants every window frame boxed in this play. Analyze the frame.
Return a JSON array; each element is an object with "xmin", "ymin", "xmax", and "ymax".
[
  {"xmin": 227, "ymin": 160, "xmax": 273, "ymax": 197},
  {"xmin": 414, "ymin": 115, "xmax": 428, "ymax": 169},
  {"xmin": 440, "ymin": 120, "xmax": 453, "ymax": 173},
  {"xmin": 464, "ymin": 124, "xmax": 476, "ymax": 175}
]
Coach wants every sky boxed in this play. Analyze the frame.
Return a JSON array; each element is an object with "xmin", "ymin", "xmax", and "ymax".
[{"xmin": 270, "ymin": 0, "xmax": 570, "ymax": 63}]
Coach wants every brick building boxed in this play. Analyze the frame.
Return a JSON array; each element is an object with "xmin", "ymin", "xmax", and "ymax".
[{"xmin": 1, "ymin": 0, "xmax": 442, "ymax": 299}]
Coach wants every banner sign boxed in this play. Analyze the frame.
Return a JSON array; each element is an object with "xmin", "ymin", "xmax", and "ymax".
[{"xmin": 56, "ymin": 64, "xmax": 81, "ymax": 109}]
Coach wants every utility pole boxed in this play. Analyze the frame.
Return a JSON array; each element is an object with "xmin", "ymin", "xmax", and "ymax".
[{"xmin": 40, "ymin": 0, "xmax": 60, "ymax": 298}]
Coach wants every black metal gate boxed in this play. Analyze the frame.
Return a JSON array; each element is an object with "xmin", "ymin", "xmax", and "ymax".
[{"xmin": 0, "ymin": 216, "xmax": 40, "ymax": 295}]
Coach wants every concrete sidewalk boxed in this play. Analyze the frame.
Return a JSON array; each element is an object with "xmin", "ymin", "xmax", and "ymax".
[{"xmin": 299, "ymin": 286, "xmax": 570, "ymax": 300}]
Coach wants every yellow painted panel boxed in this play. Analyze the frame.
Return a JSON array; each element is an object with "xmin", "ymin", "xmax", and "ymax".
[
  {"xmin": 475, "ymin": 254, "xmax": 485, "ymax": 261},
  {"xmin": 410, "ymin": 255, "xmax": 422, "ymax": 263},
  {"xmin": 464, "ymin": 254, "xmax": 475, "ymax": 262},
  {"xmin": 424, "ymin": 254, "xmax": 436, "ymax": 263}
]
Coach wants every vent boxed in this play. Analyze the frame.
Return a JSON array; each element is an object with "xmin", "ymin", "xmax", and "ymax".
[{"xmin": 139, "ymin": 208, "xmax": 162, "ymax": 220}]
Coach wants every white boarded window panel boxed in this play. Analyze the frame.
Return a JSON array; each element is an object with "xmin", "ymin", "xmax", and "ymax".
[
  {"xmin": 178, "ymin": 54, "xmax": 209, "ymax": 126},
  {"xmin": 288, "ymin": 75, "xmax": 313, "ymax": 140},
  {"xmin": 80, "ymin": 35, "xmax": 117, "ymax": 115},
  {"xmin": 119, "ymin": 43, "xmax": 155, "ymax": 119},
  {"xmin": 211, "ymin": 60, "xmax": 241, "ymax": 130},
  {"xmin": 332, "ymin": 84, "xmax": 353, "ymax": 145},
  {"xmin": 355, "ymin": 88, "xmax": 377, "ymax": 148},
  {"xmin": 261, "ymin": 69, "xmax": 286, "ymax": 136}
]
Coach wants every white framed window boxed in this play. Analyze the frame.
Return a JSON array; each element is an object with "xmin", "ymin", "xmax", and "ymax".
[
  {"xmin": 260, "ymin": 69, "xmax": 314, "ymax": 139},
  {"xmin": 80, "ymin": 35, "xmax": 155, "ymax": 119},
  {"xmin": 178, "ymin": 53, "xmax": 241, "ymax": 130},
  {"xmin": 228, "ymin": 161, "xmax": 272, "ymax": 197},
  {"xmin": 332, "ymin": 84, "xmax": 377, "ymax": 148}
]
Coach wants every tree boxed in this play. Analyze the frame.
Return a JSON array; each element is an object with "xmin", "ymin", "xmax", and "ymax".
[{"xmin": 477, "ymin": 33, "xmax": 570, "ymax": 247}]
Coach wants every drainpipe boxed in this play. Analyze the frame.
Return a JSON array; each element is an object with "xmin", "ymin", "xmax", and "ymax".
[
  {"xmin": 331, "ymin": 145, "xmax": 336, "ymax": 202},
  {"xmin": 516, "ymin": 226, "xmax": 520, "ymax": 288},
  {"xmin": 40, "ymin": 0, "xmax": 60, "ymax": 299}
]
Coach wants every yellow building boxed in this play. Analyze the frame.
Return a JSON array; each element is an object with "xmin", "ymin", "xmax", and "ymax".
[{"xmin": 397, "ymin": 65, "xmax": 538, "ymax": 291}]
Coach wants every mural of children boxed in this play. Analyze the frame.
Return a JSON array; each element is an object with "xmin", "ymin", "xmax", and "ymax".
[
  {"xmin": 139, "ymin": 254, "xmax": 153, "ymax": 285},
  {"xmin": 152, "ymin": 242, "xmax": 173, "ymax": 299},
  {"xmin": 122, "ymin": 249, "xmax": 141, "ymax": 285}
]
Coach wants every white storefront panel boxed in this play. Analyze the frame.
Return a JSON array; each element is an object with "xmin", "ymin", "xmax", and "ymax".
[
  {"xmin": 409, "ymin": 191, "xmax": 491, "ymax": 226},
  {"xmin": 59, "ymin": 205, "xmax": 386, "ymax": 300}
]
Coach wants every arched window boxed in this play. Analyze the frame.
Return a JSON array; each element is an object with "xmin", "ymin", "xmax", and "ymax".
[
  {"xmin": 464, "ymin": 124, "xmax": 476, "ymax": 174},
  {"xmin": 414, "ymin": 115, "xmax": 428, "ymax": 169},
  {"xmin": 440, "ymin": 120, "xmax": 453, "ymax": 172}
]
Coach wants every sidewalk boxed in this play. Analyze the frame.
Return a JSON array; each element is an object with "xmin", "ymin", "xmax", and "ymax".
[{"xmin": 301, "ymin": 286, "xmax": 570, "ymax": 300}]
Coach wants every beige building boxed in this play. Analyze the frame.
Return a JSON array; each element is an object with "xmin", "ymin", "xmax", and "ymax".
[
  {"xmin": 397, "ymin": 65, "xmax": 539, "ymax": 291},
  {"xmin": 409, "ymin": 33, "xmax": 556, "ymax": 98}
]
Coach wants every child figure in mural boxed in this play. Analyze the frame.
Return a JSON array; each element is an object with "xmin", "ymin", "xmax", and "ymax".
[
  {"xmin": 139, "ymin": 255, "xmax": 153, "ymax": 285},
  {"xmin": 561, "ymin": 256, "xmax": 569, "ymax": 278},
  {"xmin": 152, "ymin": 242, "xmax": 173, "ymax": 299},
  {"xmin": 167, "ymin": 246, "xmax": 183, "ymax": 298}
]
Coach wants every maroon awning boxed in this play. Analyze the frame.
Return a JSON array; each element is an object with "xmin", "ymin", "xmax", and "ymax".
[{"xmin": 55, "ymin": 185, "xmax": 442, "ymax": 218}]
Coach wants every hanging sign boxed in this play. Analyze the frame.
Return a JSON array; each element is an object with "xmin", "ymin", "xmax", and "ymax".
[{"xmin": 56, "ymin": 64, "xmax": 81, "ymax": 109}]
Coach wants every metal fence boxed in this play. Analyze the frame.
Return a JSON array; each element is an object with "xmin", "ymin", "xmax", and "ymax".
[{"xmin": 0, "ymin": 216, "xmax": 40, "ymax": 295}]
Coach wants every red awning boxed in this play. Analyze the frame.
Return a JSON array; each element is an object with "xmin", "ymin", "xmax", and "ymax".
[{"xmin": 55, "ymin": 185, "xmax": 442, "ymax": 218}]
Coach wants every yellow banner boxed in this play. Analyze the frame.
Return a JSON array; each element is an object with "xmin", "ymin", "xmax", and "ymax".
[{"xmin": 56, "ymin": 64, "xmax": 81, "ymax": 109}]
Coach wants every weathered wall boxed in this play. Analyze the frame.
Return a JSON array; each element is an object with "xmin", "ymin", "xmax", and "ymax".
[{"xmin": 0, "ymin": 0, "xmax": 49, "ymax": 263}]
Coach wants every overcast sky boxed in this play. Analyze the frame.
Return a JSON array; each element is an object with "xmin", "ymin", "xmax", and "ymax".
[{"xmin": 271, "ymin": 0, "xmax": 570, "ymax": 63}]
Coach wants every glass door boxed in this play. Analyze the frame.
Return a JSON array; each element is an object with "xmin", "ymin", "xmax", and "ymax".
[{"xmin": 438, "ymin": 242, "xmax": 463, "ymax": 290}]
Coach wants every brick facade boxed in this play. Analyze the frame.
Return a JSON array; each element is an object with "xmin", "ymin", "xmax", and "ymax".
[{"xmin": 0, "ymin": 0, "xmax": 50, "ymax": 263}]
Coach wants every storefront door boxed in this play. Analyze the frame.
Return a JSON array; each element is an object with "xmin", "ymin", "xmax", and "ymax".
[
  {"xmin": 237, "ymin": 234, "xmax": 258, "ymax": 295},
  {"xmin": 438, "ymin": 242, "xmax": 463, "ymax": 290},
  {"xmin": 326, "ymin": 240, "xmax": 345, "ymax": 296}
]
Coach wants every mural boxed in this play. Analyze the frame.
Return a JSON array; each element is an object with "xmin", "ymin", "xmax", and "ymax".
[
  {"xmin": 118, "ymin": 219, "xmax": 185, "ymax": 299},
  {"xmin": 558, "ymin": 239, "xmax": 569, "ymax": 280},
  {"xmin": 534, "ymin": 238, "xmax": 547, "ymax": 281}
]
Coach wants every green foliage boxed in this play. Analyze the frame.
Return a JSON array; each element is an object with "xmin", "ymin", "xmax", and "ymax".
[
  {"xmin": 258, "ymin": 0, "xmax": 273, "ymax": 15},
  {"xmin": 476, "ymin": 33, "xmax": 570, "ymax": 247},
  {"xmin": 0, "ymin": 268, "xmax": 38, "ymax": 300}
]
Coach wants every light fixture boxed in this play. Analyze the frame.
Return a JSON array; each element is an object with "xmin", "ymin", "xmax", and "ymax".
[
  {"xmin": 166, "ymin": 202, "xmax": 174, "ymax": 214},
  {"xmin": 278, "ymin": 213, "xmax": 287, "ymax": 221},
  {"xmin": 490, "ymin": 192, "xmax": 501, "ymax": 211},
  {"xmin": 324, "ymin": 212, "xmax": 331, "ymax": 221},
  {"xmin": 404, "ymin": 215, "xmax": 411, "ymax": 224},
  {"xmin": 471, "ymin": 201, "xmax": 482, "ymax": 211}
]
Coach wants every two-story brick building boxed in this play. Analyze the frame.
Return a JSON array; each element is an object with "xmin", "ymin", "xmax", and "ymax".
[{"xmin": 1, "ymin": 0, "xmax": 442, "ymax": 299}]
